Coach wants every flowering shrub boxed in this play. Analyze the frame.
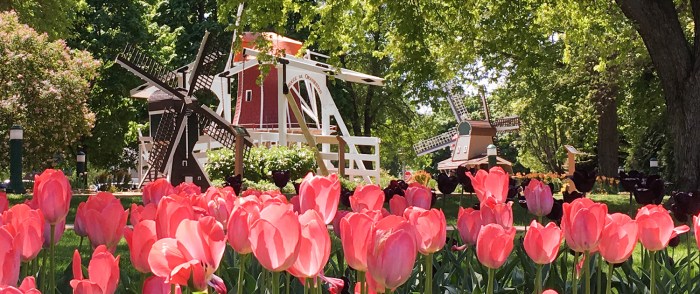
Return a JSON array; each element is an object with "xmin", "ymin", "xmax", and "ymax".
[{"xmin": 206, "ymin": 145, "xmax": 316, "ymax": 182}]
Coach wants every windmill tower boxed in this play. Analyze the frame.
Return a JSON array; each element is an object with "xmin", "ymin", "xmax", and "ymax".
[{"xmin": 413, "ymin": 92, "xmax": 520, "ymax": 170}]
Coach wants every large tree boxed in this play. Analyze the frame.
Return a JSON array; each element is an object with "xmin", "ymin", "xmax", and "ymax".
[{"xmin": 615, "ymin": 0, "xmax": 700, "ymax": 190}]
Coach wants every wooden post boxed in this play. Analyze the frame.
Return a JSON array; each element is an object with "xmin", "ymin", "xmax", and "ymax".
[
  {"xmin": 234, "ymin": 134, "xmax": 244, "ymax": 176},
  {"xmin": 282, "ymin": 91, "xmax": 329, "ymax": 175},
  {"xmin": 337, "ymin": 135, "xmax": 346, "ymax": 177},
  {"xmin": 564, "ymin": 145, "xmax": 583, "ymax": 176}
]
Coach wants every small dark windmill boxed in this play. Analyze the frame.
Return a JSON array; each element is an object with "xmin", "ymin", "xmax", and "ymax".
[
  {"xmin": 116, "ymin": 32, "xmax": 251, "ymax": 189},
  {"xmin": 413, "ymin": 91, "xmax": 520, "ymax": 169}
]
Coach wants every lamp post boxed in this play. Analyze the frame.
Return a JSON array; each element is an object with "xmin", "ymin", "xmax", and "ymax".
[
  {"xmin": 650, "ymin": 158, "xmax": 659, "ymax": 175},
  {"xmin": 618, "ymin": 166, "xmax": 624, "ymax": 175},
  {"xmin": 487, "ymin": 144, "xmax": 497, "ymax": 169},
  {"xmin": 76, "ymin": 151, "xmax": 86, "ymax": 189},
  {"xmin": 9, "ymin": 125, "xmax": 25, "ymax": 194}
]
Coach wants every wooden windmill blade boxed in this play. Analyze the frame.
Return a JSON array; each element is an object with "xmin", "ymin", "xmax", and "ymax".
[
  {"xmin": 493, "ymin": 116, "xmax": 521, "ymax": 134},
  {"xmin": 446, "ymin": 95, "xmax": 470, "ymax": 122},
  {"xmin": 413, "ymin": 127, "xmax": 458, "ymax": 156}
]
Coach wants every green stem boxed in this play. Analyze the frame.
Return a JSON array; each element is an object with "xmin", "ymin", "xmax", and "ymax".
[
  {"xmin": 237, "ymin": 254, "xmax": 247, "ymax": 294},
  {"xmin": 385, "ymin": 288, "xmax": 392, "ymax": 294},
  {"xmin": 425, "ymin": 253, "xmax": 433, "ymax": 294},
  {"xmin": 596, "ymin": 254, "xmax": 602, "ymax": 294},
  {"xmin": 537, "ymin": 215, "xmax": 543, "ymax": 224},
  {"xmin": 303, "ymin": 278, "xmax": 309, "ymax": 294},
  {"xmin": 584, "ymin": 251, "xmax": 591, "ymax": 294},
  {"xmin": 285, "ymin": 272, "xmax": 290, "ymax": 294},
  {"xmin": 573, "ymin": 252, "xmax": 579, "ymax": 294},
  {"xmin": 49, "ymin": 224, "xmax": 55, "ymax": 294},
  {"xmin": 40, "ymin": 250, "xmax": 47, "ymax": 292},
  {"xmin": 487, "ymin": 268, "xmax": 495, "ymax": 294},
  {"xmin": 687, "ymin": 231, "xmax": 692, "ymax": 294},
  {"xmin": 650, "ymin": 251, "xmax": 657, "ymax": 294},
  {"xmin": 171, "ymin": 283, "xmax": 176, "ymax": 294},
  {"xmin": 78, "ymin": 235, "xmax": 83, "ymax": 251},
  {"xmin": 358, "ymin": 271, "xmax": 366, "ymax": 294},
  {"xmin": 21, "ymin": 262, "xmax": 27, "ymax": 279},
  {"xmin": 466, "ymin": 247, "xmax": 473, "ymax": 290},
  {"xmin": 535, "ymin": 263, "xmax": 543, "ymax": 294},
  {"xmin": 272, "ymin": 271, "xmax": 280, "ymax": 294},
  {"xmin": 606, "ymin": 262, "xmax": 614, "ymax": 294}
]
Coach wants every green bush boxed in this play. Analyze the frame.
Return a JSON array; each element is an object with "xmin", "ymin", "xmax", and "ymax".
[{"xmin": 206, "ymin": 145, "xmax": 317, "ymax": 183}]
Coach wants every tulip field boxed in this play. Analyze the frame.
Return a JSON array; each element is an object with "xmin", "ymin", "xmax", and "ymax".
[{"xmin": 1, "ymin": 168, "xmax": 700, "ymax": 294}]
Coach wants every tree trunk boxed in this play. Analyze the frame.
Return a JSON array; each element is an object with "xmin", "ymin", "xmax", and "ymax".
[{"xmin": 594, "ymin": 83, "xmax": 620, "ymax": 177}]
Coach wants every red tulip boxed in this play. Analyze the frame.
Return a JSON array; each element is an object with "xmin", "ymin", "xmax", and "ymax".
[
  {"xmin": 299, "ymin": 173, "xmax": 341, "ymax": 224},
  {"xmin": 523, "ymin": 179, "xmax": 554, "ymax": 216},
  {"xmin": 636, "ymin": 204, "xmax": 689, "ymax": 251},
  {"xmin": 82, "ymin": 193, "xmax": 128, "ymax": 252},
  {"xmin": 561, "ymin": 198, "xmax": 608, "ymax": 253},
  {"xmin": 0, "ymin": 192, "xmax": 8, "ymax": 213},
  {"xmin": 350, "ymin": 185, "xmax": 385, "ymax": 212},
  {"xmin": 523, "ymin": 220, "xmax": 562, "ymax": 264},
  {"xmin": 148, "ymin": 217, "xmax": 226, "ymax": 291},
  {"xmin": 480, "ymin": 197, "xmax": 513, "ymax": 229},
  {"xmin": 404, "ymin": 207, "xmax": 446, "ymax": 255},
  {"xmin": 456, "ymin": 207, "xmax": 483, "ymax": 248},
  {"xmin": 155, "ymin": 196, "xmax": 196, "ymax": 239},
  {"xmin": 174, "ymin": 182, "xmax": 202, "ymax": 196},
  {"xmin": 366, "ymin": 215, "xmax": 417, "ymax": 291},
  {"xmin": 249, "ymin": 203, "xmax": 301, "ymax": 272},
  {"xmin": 142, "ymin": 178, "xmax": 175, "ymax": 205},
  {"xmin": 70, "ymin": 245, "xmax": 120, "ymax": 294},
  {"xmin": 695, "ymin": 215, "xmax": 700, "ymax": 251},
  {"xmin": 389, "ymin": 195, "xmax": 408, "ymax": 216},
  {"xmin": 123, "ymin": 220, "xmax": 157, "ymax": 273},
  {"xmin": 0, "ymin": 276, "xmax": 40, "ymax": 293},
  {"xmin": 288, "ymin": 210, "xmax": 331, "ymax": 279},
  {"xmin": 1, "ymin": 204, "xmax": 44, "ymax": 262},
  {"xmin": 0, "ymin": 226, "xmax": 20, "ymax": 287},
  {"xmin": 339, "ymin": 212, "xmax": 376, "ymax": 272},
  {"xmin": 405, "ymin": 183, "xmax": 432, "ymax": 209},
  {"xmin": 32, "ymin": 169, "xmax": 72, "ymax": 224},
  {"xmin": 466, "ymin": 167, "xmax": 509, "ymax": 203},
  {"xmin": 129, "ymin": 203, "xmax": 157, "ymax": 226},
  {"xmin": 476, "ymin": 223, "xmax": 516, "ymax": 269},
  {"xmin": 142, "ymin": 276, "xmax": 182, "ymax": 294},
  {"xmin": 226, "ymin": 198, "xmax": 261, "ymax": 254},
  {"xmin": 598, "ymin": 213, "xmax": 638, "ymax": 264}
]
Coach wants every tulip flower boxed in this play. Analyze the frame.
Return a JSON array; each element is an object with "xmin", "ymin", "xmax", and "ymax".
[
  {"xmin": 227, "ymin": 201, "xmax": 261, "ymax": 255},
  {"xmin": 42, "ymin": 217, "xmax": 65, "ymax": 248},
  {"xmin": 436, "ymin": 173, "xmax": 459, "ymax": 195},
  {"xmin": 389, "ymin": 195, "xmax": 408, "ymax": 216},
  {"xmin": 366, "ymin": 215, "xmax": 417, "ymax": 292},
  {"xmin": 82, "ymin": 193, "xmax": 129, "ymax": 252},
  {"xmin": 695, "ymin": 215, "xmax": 700, "ymax": 251},
  {"xmin": 288, "ymin": 210, "xmax": 331, "ymax": 280},
  {"xmin": 480, "ymin": 197, "xmax": 514, "ymax": 229},
  {"xmin": 142, "ymin": 178, "xmax": 175, "ymax": 205},
  {"xmin": 350, "ymin": 185, "xmax": 385, "ymax": 212},
  {"xmin": 1, "ymin": 204, "xmax": 44, "ymax": 262},
  {"xmin": 339, "ymin": 212, "xmax": 375, "ymax": 272},
  {"xmin": 225, "ymin": 174, "xmax": 243, "ymax": 195},
  {"xmin": 148, "ymin": 217, "xmax": 227, "ymax": 292},
  {"xmin": 290, "ymin": 195, "xmax": 300, "ymax": 213},
  {"xmin": 476, "ymin": 224, "xmax": 516, "ymax": 294},
  {"xmin": 404, "ymin": 183, "xmax": 432, "ymax": 209},
  {"xmin": 129, "ymin": 203, "xmax": 157, "ymax": 226},
  {"xmin": 404, "ymin": 207, "xmax": 446, "ymax": 294},
  {"xmin": 0, "ymin": 276, "xmax": 40, "ymax": 293},
  {"xmin": 298, "ymin": 173, "xmax": 341, "ymax": 224},
  {"xmin": 561, "ymin": 198, "xmax": 607, "ymax": 253},
  {"xmin": 332, "ymin": 210, "xmax": 350, "ymax": 238},
  {"xmin": 669, "ymin": 191, "xmax": 700, "ymax": 222},
  {"xmin": 0, "ymin": 226, "xmax": 20, "ymax": 287},
  {"xmin": 174, "ymin": 182, "xmax": 202, "ymax": 196},
  {"xmin": 636, "ymin": 204, "xmax": 689, "ymax": 251},
  {"xmin": 143, "ymin": 276, "xmax": 182, "ymax": 294},
  {"xmin": 70, "ymin": 245, "xmax": 120, "ymax": 294},
  {"xmin": 32, "ymin": 169, "xmax": 72, "ymax": 225},
  {"xmin": 523, "ymin": 179, "xmax": 554, "ymax": 217},
  {"xmin": 599, "ymin": 213, "xmax": 638, "ymax": 293},
  {"xmin": 155, "ymin": 196, "xmax": 196, "ymax": 239},
  {"xmin": 466, "ymin": 166, "xmax": 509, "ymax": 203},
  {"xmin": 570, "ymin": 170, "xmax": 596, "ymax": 194},
  {"xmin": 523, "ymin": 220, "xmax": 561, "ymax": 294},
  {"xmin": 248, "ymin": 203, "xmax": 301, "ymax": 272},
  {"xmin": 123, "ymin": 220, "xmax": 157, "ymax": 273},
  {"xmin": 633, "ymin": 176, "xmax": 665, "ymax": 205},
  {"xmin": 543, "ymin": 290, "xmax": 558, "ymax": 294},
  {"xmin": 454, "ymin": 207, "xmax": 483, "ymax": 251},
  {"xmin": 0, "ymin": 192, "xmax": 8, "ymax": 214},
  {"xmin": 271, "ymin": 170, "xmax": 291, "ymax": 190}
]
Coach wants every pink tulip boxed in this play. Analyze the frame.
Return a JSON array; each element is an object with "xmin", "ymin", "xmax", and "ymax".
[
  {"xmin": 466, "ymin": 167, "xmax": 509, "ymax": 203},
  {"xmin": 543, "ymin": 290, "xmax": 558, "ymax": 294},
  {"xmin": 0, "ymin": 276, "xmax": 40, "ymax": 293},
  {"xmin": 129, "ymin": 203, "xmax": 157, "ymax": 226},
  {"xmin": 148, "ymin": 217, "xmax": 226, "ymax": 291},
  {"xmin": 456, "ymin": 207, "xmax": 483, "ymax": 248},
  {"xmin": 290, "ymin": 195, "xmax": 300, "ymax": 213},
  {"xmin": 82, "ymin": 193, "xmax": 128, "ymax": 252},
  {"xmin": 332, "ymin": 210, "xmax": 350, "ymax": 238},
  {"xmin": 340, "ymin": 212, "xmax": 375, "ymax": 272},
  {"xmin": 1, "ymin": 204, "xmax": 44, "ymax": 262},
  {"xmin": 350, "ymin": 185, "xmax": 385, "ymax": 212},
  {"xmin": 155, "ymin": 196, "xmax": 196, "ymax": 239},
  {"xmin": 32, "ymin": 169, "xmax": 72, "ymax": 224},
  {"xmin": 598, "ymin": 213, "xmax": 638, "ymax": 264},
  {"xmin": 288, "ymin": 210, "xmax": 331, "ymax": 279},
  {"xmin": 0, "ymin": 192, "xmax": 8, "ymax": 213},
  {"xmin": 42, "ymin": 218, "xmax": 65, "ymax": 248},
  {"xmin": 248, "ymin": 203, "xmax": 301, "ymax": 272},
  {"xmin": 74, "ymin": 202, "xmax": 88, "ymax": 237},
  {"xmin": 366, "ymin": 215, "xmax": 417, "ymax": 291},
  {"xmin": 561, "ymin": 198, "xmax": 608, "ymax": 253},
  {"xmin": 227, "ymin": 200, "xmax": 261, "ymax": 254},
  {"xmin": 174, "ymin": 182, "xmax": 202, "ymax": 196},
  {"xmin": 75, "ymin": 192, "xmax": 115, "ymax": 238},
  {"xmin": 142, "ymin": 276, "xmax": 182, "ymax": 294},
  {"xmin": 123, "ymin": 220, "xmax": 157, "ymax": 273},
  {"xmin": 476, "ymin": 223, "xmax": 516, "ymax": 269},
  {"xmin": 389, "ymin": 195, "xmax": 408, "ymax": 216},
  {"xmin": 480, "ymin": 197, "xmax": 514, "ymax": 229},
  {"xmin": 405, "ymin": 183, "xmax": 432, "ymax": 209},
  {"xmin": 142, "ymin": 178, "xmax": 175, "ymax": 205},
  {"xmin": 636, "ymin": 204, "xmax": 689, "ymax": 251},
  {"xmin": 523, "ymin": 179, "xmax": 554, "ymax": 216},
  {"xmin": 404, "ymin": 207, "xmax": 446, "ymax": 255},
  {"xmin": 695, "ymin": 215, "xmax": 700, "ymax": 251},
  {"xmin": 70, "ymin": 245, "xmax": 120, "ymax": 294},
  {"xmin": 0, "ymin": 226, "xmax": 20, "ymax": 287},
  {"xmin": 353, "ymin": 272, "xmax": 379, "ymax": 294},
  {"xmin": 523, "ymin": 220, "xmax": 562, "ymax": 264},
  {"xmin": 299, "ymin": 173, "xmax": 341, "ymax": 224}
]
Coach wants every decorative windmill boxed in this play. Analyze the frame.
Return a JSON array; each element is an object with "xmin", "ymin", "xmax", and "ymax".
[
  {"xmin": 116, "ymin": 32, "xmax": 251, "ymax": 190},
  {"xmin": 413, "ymin": 92, "xmax": 520, "ymax": 170}
]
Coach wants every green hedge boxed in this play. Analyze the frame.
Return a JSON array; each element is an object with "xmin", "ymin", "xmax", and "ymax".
[{"xmin": 206, "ymin": 145, "xmax": 317, "ymax": 183}]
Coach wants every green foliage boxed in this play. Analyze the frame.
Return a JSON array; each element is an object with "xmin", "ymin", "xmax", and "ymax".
[
  {"xmin": 206, "ymin": 145, "xmax": 317, "ymax": 183},
  {"xmin": 0, "ymin": 11, "xmax": 100, "ymax": 170},
  {"xmin": 1, "ymin": 0, "xmax": 80, "ymax": 39}
]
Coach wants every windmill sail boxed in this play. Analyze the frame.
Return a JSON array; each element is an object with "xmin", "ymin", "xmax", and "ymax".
[{"xmin": 413, "ymin": 128, "xmax": 458, "ymax": 156}]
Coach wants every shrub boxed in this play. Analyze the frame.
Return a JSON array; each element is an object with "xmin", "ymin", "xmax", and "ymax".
[{"xmin": 206, "ymin": 145, "xmax": 317, "ymax": 183}]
